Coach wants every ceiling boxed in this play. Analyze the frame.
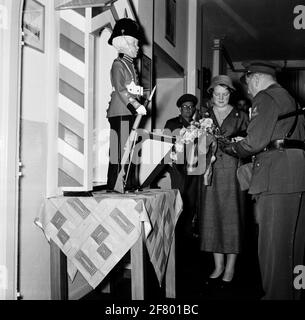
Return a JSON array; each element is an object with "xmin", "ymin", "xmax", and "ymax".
[{"xmin": 201, "ymin": 0, "xmax": 305, "ymax": 64}]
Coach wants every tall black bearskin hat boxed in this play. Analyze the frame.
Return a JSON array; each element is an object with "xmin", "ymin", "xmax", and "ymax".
[{"xmin": 108, "ymin": 18, "xmax": 141, "ymax": 45}]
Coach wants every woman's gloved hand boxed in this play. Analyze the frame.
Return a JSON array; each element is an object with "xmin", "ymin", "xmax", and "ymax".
[
  {"xmin": 218, "ymin": 138, "xmax": 239, "ymax": 158},
  {"xmin": 232, "ymin": 136, "xmax": 245, "ymax": 142}
]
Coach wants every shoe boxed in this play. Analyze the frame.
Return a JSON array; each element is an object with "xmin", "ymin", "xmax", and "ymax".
[
  {"xmin": 204, "ymin": 273, "xmax": 223, "ymax": 289},
  {"xmin": 219, "ymin": 279, "xmax": 235, "ymax": 292}
]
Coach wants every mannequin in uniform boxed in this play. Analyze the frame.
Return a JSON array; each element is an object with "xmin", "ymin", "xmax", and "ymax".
[{"xmin": 106, "ymin": 18, "xmax": 146, "ymax": 190}]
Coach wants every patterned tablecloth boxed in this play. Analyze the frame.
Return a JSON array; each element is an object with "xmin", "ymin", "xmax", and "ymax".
[{"xmin": 35, "ymin": 189, "xmax": 182, "ymax": 289}]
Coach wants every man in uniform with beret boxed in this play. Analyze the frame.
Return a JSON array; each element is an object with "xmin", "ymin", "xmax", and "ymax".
[
  {"xmin": 221, "ymin": 61, "xmax": 305, "ymax": 299},
  {"xmin": 164, "ymin": 94, "xmax": 199, "ymax": 220},
  {"xmin": 163, "ymin": 93, "xmax": 200, "ymax": 291},
  {"xmin": 164, "ymin": 94, "xmax": 199, "ymax": 233}
]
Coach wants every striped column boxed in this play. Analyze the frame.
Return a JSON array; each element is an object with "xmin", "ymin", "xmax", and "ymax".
[
  {"xmin": 57, "ymin": 0, "xmax": 137, "ymax": 192},
  {"xmin": 58, "ymin": 8, "xmax": 86, "ymax": 189}
]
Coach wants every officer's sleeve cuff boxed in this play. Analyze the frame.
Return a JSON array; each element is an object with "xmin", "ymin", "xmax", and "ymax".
[{"xmin": 234, "ymin": 142, "xmax": 253, "ymax": 158}]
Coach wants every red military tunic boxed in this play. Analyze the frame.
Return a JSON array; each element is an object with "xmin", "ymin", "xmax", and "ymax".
[
  {"xmin": 106, "ymin": 54, "xmax": 143, "ymax": 190},
  {"xmin": 107, "ymin": 54, "xmax": 142, "ymax": 117}
]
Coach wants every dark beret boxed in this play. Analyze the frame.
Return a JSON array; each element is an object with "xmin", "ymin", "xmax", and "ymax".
[
  {"xmin": 176, "ymin": 93, "xmax": 198, "ymax": 108},
  {"xmin": 242, "ymin": 60, "xmax": 282, "ymax": 76}
]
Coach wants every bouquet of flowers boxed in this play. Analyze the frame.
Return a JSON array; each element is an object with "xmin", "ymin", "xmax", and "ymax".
[{"xmin": 170, "ymin": 117, "xmax": 218, "ymax": 185}]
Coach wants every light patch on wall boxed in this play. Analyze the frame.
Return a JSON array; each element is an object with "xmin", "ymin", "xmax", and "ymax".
[
  {"xmin": 0, "ymin": 4, "xmax": 8, "ymax": 30},
  {"xmin": 0, "ymin": 138, "xmax": 4, "ymax": 153},
  {"xmin": 93, "ymin": 28, "xmax": 116, "ymax": 185},
  {"xmin": 0, "ymin": 265, "xmax": 8, "ymax": 290}
]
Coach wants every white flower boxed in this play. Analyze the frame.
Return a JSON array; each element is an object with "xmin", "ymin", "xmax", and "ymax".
[
  {"xmin": 199, "ymin": 117, "xmax": 214, "ymax": 129},
  {"xmin": 180, "ymin": 127, "xmax": 187, "ymax": 136},
  {"xmin": 175, "ymin": 141, "xmax": 184, "ymax": 153},
  {"xmin": 169, "ymin": 151, "xmax": 177, "ymax": 161},
  {"xmin": 175, "ymin": 117, "xmax": 216, "ymax": 152}
]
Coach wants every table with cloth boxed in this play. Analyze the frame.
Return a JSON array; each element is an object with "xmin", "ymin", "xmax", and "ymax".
[{"xmin": 35, "ymin": 189, "xmax": 182, "ymax": 300}]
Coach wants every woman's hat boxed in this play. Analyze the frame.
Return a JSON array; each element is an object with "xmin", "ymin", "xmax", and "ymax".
[
  {"xmin": 207, "ymin": 75, "xmax": 235, "ymax": 93},
  {"xmin": 108, "ymin": 18, "xmax": 141, "ymax": 45},
  {"xmin": 176, "ymin": 93, "xmax": 198, "ymax": 108}
]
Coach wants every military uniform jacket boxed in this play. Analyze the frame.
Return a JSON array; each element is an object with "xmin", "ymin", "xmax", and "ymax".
[
  {"xmin": 235, "ymin": 83, "xmax": 305, "ymax": 195},
  {"xmin": 164, "ymin": 115, "xmax": 191, "ymax": 134},
  {"xmin": 163, "ymin": 115, "xmax": 200, "ymax": 196},
  {"xmin": 107, "ymin": 55, "xmax": 142, "ymax": 118}
]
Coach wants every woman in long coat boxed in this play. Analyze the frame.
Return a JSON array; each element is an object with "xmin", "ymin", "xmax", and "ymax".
[{"xmin": 199, "ymin": 75, "xmax": 249, "ymax": 287}]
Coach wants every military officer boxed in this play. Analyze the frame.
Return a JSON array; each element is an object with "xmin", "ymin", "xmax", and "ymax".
[
  {"xmin": 163, "ymin": 93, "xmax": 200, "ymax": 291},
  {"xmin": 221, "ymin": 61, "xmax": 305, "ymax": 300}
]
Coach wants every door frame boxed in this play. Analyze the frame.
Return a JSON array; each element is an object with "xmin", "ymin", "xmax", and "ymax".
[{"xmin": 0, "ymin": 0, "xmax": 23, "ymax": 300}]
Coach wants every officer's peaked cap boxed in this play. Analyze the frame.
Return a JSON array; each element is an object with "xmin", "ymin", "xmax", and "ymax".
[{"xmin": 242, "ymin": 60, "xmax": 282, "ymax": 76}]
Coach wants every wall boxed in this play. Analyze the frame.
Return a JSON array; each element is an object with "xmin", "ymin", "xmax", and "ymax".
[
  {"xmin": 138, "ymin": 0, "xmax": 153, "ymax": 60},
  {"xmin": 0, "ymin": 0, "xmax": 23, "ymax": 300},
  {"xmin": 93, "ymin": 28, "xmax": 117, "ymax": 186},
  {"xmin": 153, "ymin": 1, "xmax": 202, "ymax": 189},
  {"xmin": 154, "ymin": 78, "xmax": 185, "ymax": 131},
  {"xmin": 153, "ymin": 0, "xmax": 202, "ymax": 106},
  {"xmin": 297, "ymin": 70, "xmax": 305, "ymax": 105},
  {"xmin": 19, "ymin": 0, "xmax": 54, "ymax": 300},
  {"xmin": 154, "ymin": 77, "xmax": 185, "ymax": 189},
  {"xmin": 154, "ymin": 0, "xmax": 188, "ymax": 71},
  {"xmin": 138, "ymin": 0, "xmax": 154, "ymax": 132},
  {"xmin": 187, "ymin": 0, "xmax": 201, "ymax": 98}
]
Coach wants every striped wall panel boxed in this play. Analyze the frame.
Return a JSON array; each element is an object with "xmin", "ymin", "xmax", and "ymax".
[
  {"xmin": 57, "ymin": 1, "xmax": 137, "ymax": 190},
  {"xmin": 58, "ymin": 9, "xmax": 86, "ymax": 188},
  {"xmin": 58, "ymin": 155, "xmax": 83, "ymax": 186}
]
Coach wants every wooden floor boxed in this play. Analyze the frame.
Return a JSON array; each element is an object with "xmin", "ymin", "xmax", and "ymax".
[
  {"xmin": 81, "ymin": 213, "xmax": 267, "ymax": 301},
  {"xmin": 81, "ymin": 246, "xmax": 263, "ymax": 301},
  {"xmin": 81, "ymin": 199, "xmax": 305, "ymax": 301}
]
